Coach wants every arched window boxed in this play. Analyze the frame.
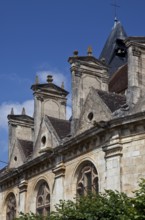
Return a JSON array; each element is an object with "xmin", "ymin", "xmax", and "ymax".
[
  {"xmin": 36, "ymin": 181, "xmax": 50, "ymax": 216},
  {"xmin": 6, "ymin": 193, "xmax": 16, "ymax": 220},
  {"xmin": 77, "ymin": 162, "xmax": 99, "ymax": 196}
]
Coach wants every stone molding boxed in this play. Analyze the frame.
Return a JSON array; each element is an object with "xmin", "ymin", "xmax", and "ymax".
[
  {"xmin": 132, "ymin": 47, "xmax": 141, "ymax": 57},
  {"xmin": 19, "ymin": 180, "xmax": 28, "ymax": 193},
  {"xmin": 36, "ymin": 95, "xmax": 44, "ymax": 101},
  {"xmin": 102, "ymin": 133, "xmax": 123, "ymax": 159},
  {"xmin": 103, "ymin": 144, "xmax": 122, "ymax": 159},
  {"xmin": 52, "ymin": 163, "xmax": 66, "ymax": 178}
]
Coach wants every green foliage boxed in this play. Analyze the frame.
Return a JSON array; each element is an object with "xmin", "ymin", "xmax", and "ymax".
[
  {"xmin": 15, "ymin": 212, "xmax": 49, "ymax": 220},
  {"xmin": 15, "ymin": 179, "xmax": 145, "ymax": 220},
  {"xmin": 50, "ymin": 191, "xmax": 134, "ymax": 220},
  {"xmin": 132, "ymin": 179, "xmax": 145, "ymax": 220}
]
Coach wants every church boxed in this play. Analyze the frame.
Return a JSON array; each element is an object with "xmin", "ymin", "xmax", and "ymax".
[{"xmin": 1, "ymin": 18, "xmax": 145, "ymax": 219}]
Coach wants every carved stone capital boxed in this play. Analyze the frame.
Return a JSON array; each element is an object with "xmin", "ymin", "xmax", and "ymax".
[
  {"xmin": 103, "ymin": 144, "xmax": 122, "ymax": 159},
  {"xmin": 52, "ymin": 162, "xmax": 65, "ymax": 178},
  {"xmin": 19, "ymin": 180, "xmax": 28, "ymax": 193}
]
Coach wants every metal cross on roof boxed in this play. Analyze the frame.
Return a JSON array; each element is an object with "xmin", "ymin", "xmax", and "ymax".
[{"xmin": 111, "ymin": 0, "xmax": 120, "ymax": 19}]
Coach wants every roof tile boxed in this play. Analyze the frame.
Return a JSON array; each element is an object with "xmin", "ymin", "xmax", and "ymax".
[
  {"xmin": 47, "ymin": 116, "xmax": 71, "ymax": 139},
  {"xmin": 97, "ymin": 90, "xmax": 126, "ymax": 112}
]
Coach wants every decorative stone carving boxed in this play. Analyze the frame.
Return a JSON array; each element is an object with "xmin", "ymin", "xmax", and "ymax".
[
  {"xmin": 77, "ymin": 162, "xmax": 99, "ymax": 196},
  {"xmin": 36, "ymin": 182, "xmax": 50, "ymax": 216},
  {"xmin": 132, "ymin": 47, "xmax": 141, "ymax": 57}
]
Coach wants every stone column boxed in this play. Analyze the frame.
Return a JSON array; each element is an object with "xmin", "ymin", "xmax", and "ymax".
[
  {"xmin": 52, "ymin": 162, "xmax": 65, "ymax": 209},
  {"xmin": 18, "ymin": 179, "xmax": 28, "ymax": 213},
  {"xmin": 0, "ymin": 189, "xmax": 4, "ymax": 219},
  {"xmin": 71, "ymin": 66, "xmax": 82, "ymax": 134},
  {"xmin": 103, "ymin": 133, "xmax": 122, "ymax": 191},
  {"xmin": 126, "ymin": 45, "xmax": 141, "ymax": 107},
  {"xmin": 34, "ymin": 95, "xmax": 43, "ymax": 144}
]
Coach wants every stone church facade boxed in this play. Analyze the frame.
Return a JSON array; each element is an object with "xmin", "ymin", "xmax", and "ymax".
[{"xmin": 1, "ymin": 19, "xmax": 145, "ymax": 219}]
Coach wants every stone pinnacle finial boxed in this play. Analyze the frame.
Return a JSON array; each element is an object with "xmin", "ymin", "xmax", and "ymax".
[
  {"xmin": 47, "ymin": 75, "xmax": 53, "ymax": 83},
  {"xmin": 10, "ymin": 108, "xmax": 14, "ymax": 115},
  {"xmin": 73, "ymin": 50, "xmax": 78, "ymax": 57},
  {"xmin": 22, "ymin": 107, "xmax": 26, "ymax": 115},
  {"xmin": 61, "ymin": 81, "xmax": 64, "ymax": 89},
  {"xmin": 35, "ymin": 75, "xmax": 39, "ymax": 84},
  {"xmin": 87, "ymin": 46, "xmax": 92, "ymax": 56}
]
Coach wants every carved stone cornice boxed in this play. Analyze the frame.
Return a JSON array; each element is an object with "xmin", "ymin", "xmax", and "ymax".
[
  {"xmin": 52, "ymin": 163, "xmax": 65, "ymax": 178},
  {"xmin": 0, "ymin": 156, "xmax": 54, "ymax": 191}
]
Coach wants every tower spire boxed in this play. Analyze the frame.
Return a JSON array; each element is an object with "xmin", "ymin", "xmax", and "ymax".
[{"xmin": 111, "ymin": 0, "xmax": 120, "ymax": 21}]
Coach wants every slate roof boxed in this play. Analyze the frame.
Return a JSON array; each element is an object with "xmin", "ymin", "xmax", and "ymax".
[
  {"xmin": 99, "ymin": 20, "xmax": 127, "ymax": 76},
  {"xmin": 109, "ymin": 64, "xmax": 128, "ymax": 94},
  {"xmin": 97, "ymin": 90, "xmax": 126, "ymax": 112},
  {"xmin": 18, "ymin": 139, "xmax": 33, "ymax": 158},
  {"xmin": 47, "ymin": 116, "xmax": 71, "ymax": 139}
]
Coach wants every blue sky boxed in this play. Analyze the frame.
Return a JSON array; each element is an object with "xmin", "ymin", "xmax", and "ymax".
[{"xmin": 0, "ymin": 0, "xmax": 145, "ymax": 168}]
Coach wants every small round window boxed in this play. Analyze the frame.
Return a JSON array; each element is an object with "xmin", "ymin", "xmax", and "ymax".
[
  {"xmin": 88, "ymin": 112, "xmax": 94, "ymax": 121},
  {"xmin": 14, "ymin": 156, "xmax": 17, "ymax": 161},
  {"xmin": 41, "ymin": 136, "xmax": 46, "ymax": 146}
]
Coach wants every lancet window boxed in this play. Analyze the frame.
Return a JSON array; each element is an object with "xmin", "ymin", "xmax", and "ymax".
[
  {"xmin": 36, "ymin": 181, "xmax": 50, "ymax": 216},
  {"xmin": 6, "ymin": 193, "xmax": 16, "ymax": 220},
  {"xmin": 77, "ymin": 162, "xmax": 99, "ymax": 196}
]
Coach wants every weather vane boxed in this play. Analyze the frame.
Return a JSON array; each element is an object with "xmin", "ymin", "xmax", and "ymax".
[{"xmin": 111, "ymin": 0, "xmax": 120, "ymax": 19}]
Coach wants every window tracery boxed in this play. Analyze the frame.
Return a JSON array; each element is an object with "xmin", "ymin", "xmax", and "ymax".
[
  {"xmin": 77, "ymin": 162, "xmax": 99, "ymax": 196},
  {"xmin": 6, "ymin": 193, "xmax": 16, "ymax": 220},
  {"xmin": 36, "ymin": 181, "xmax": 50, "ymax": 216}
]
